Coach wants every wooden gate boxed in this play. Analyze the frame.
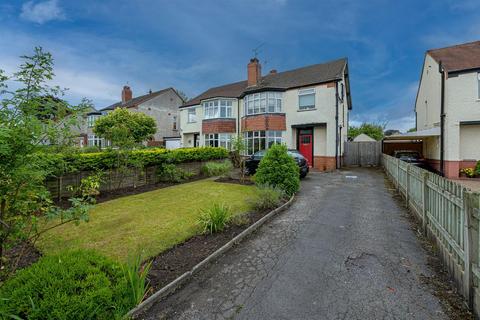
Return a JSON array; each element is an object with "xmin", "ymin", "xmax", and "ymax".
[{"xmin": 344, "ymin": 141, "xmax": 382, "ymax": 167}]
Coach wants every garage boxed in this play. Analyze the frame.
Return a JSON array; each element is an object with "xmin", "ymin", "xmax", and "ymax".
[{"xmin": 164, "ymin": 137, "xmax": 181, "ymax": 150}]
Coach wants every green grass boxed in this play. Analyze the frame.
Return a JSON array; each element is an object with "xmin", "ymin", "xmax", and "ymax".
[{"xmin": 37, "ymin": 179, "xmax": 256, "ymax": 262}]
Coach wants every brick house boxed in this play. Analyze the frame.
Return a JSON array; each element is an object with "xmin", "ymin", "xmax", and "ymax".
[
  {"xmin": 409, "ymin": 41, "xmax": 480, "ymax": 178},
  {"xmin": 79, "ymin": 86, "xmax": 184, "ymax": 147},
  {"xmin": 179, "ymin": 57, "xmax": 352, "ymax": 171}
]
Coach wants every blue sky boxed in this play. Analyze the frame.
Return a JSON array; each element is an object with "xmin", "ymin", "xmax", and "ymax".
[{"xmin": 1, "ymin": 0, "xmax": 479, "ymax": 131}]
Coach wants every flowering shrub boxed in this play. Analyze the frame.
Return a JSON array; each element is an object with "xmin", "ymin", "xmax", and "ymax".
[{"xmin": 460, "ymin": 168, "xmax": 476, "ymax": 178}]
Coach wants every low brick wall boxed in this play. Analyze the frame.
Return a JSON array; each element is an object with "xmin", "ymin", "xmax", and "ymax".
[{"xmin": 46, "ymin": 160, "xmax": 224, "ymax": 200}]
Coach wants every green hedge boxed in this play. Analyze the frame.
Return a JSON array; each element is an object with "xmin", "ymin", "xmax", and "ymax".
[
  {"xmin": 0, "ymin": 250, "xmax": 133, "ymax": 320},
  {"xmin": 37, "ymin": 147, "xmax": 228, "ymax": 175}
]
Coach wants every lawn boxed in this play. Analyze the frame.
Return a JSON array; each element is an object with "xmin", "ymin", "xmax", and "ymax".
[{"xmin": 37, "ymin": 179, "xmax": 256, "ymax": 261}]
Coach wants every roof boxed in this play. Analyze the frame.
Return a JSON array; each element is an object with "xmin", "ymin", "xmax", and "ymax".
[
  {"xmin": 383, "ymin": 127, "xmax": 440, "ymax": 140},
  {"xmin": 428, "ymin": 41, "xmax": 480, "ymax": 73},
  {"xmin": 182, "ymin": 58, "xmax": 347, "ymax": 107},
  {"xmin": 101, "ymin": 87, "xmax": 180, "ymax": 111},
  {"xmin": 353, "ymin": 133, "xmax": 376, "ymax": 142}
]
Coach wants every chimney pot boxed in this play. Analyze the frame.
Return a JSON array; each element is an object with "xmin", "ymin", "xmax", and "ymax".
[
  {"xmin": 122, "ymin": 85, "xmax": 132, "ymax": 103},
  {"xmin": 269, "ymin": 69, "xmax": 277, "ymax": 74},
  {"xmin": 247, "ymin": 58, "xmax": 262, "ymax": 87}
]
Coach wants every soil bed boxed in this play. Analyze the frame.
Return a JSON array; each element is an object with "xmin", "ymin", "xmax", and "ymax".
[
  {"xmin": 146, "ymin": 207, "xmax": 271, "ymax": 295},
  {"xmin": 214, "ymin": 176, "xmax": 254, "ymax": 185},
  {"xmin": 2, "ymin": 242, "xmax": 41, "ymax": 282}
]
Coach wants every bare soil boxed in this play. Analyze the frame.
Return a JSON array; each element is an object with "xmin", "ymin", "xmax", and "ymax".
[{"xmin": 146, "ymin": 208, "xmax": 271, "ymax": 296}]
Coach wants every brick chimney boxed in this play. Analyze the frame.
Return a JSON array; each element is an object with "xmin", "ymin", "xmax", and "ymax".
[
  {"xmin": 247, "ymin": 58, "xmax": 262, "ymax": 87},
  {"xmin": 122, "ymin": 85, "xmax": 132, "ymax": 103}
]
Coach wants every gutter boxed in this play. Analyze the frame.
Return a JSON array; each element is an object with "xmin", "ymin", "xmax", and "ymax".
[
  {"xmin": 439, "ymin": 61, "xmax": 445, "ymax": 177},
  {"xmin": 335, "ymin": 81, "xmax": 339, "ymax": 169}
]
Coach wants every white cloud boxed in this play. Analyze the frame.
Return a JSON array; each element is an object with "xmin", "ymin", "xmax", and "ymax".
[{"xmin": 20, "ymin": 0, "xmax": 65, "ymax": 24}]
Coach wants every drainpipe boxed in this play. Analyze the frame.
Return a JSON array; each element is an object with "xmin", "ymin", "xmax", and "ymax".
[
  {"xmin": 335, "ymin": 82, "xmax": 339, "ymax": 169},
  {"xmin": 439, "ymin": 61, "xmax": 445, "ymax": 177}
]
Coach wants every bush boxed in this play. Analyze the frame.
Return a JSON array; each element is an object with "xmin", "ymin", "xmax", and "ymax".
[
  {"xmin": 254, "ymin": 144, "xmax": 300, "ymax": 196},
  {"xmin": 250, "ymin": 184, "xmax": 286, "ymax": 211},
  {"xmin": 36, "ymin": 147, "xmax": 229, "ymax": 176},
  {"xmin": 475, "ymin": 161, "xmax": 480, "ymax": 176},
  {"xmin": 157, "ymin": 164, "xmax": 194, "ymax": 182},
  {"xmin": 198, "ymin": 203, "xmax": 231, "ymax": 234},
  {"xmin": 0, "ymin": 250, "xmax": 133, "ymax": 320},
  {"xmin": 200, "ymin": 160, "xmax": 233, "ymax": 177}
]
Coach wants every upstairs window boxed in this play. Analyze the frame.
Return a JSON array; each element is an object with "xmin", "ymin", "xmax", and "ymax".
[
  {"xmin": 87, "ymin": 114, "xmax": 100, "ymax": 128},
  {"xmin": 203, "ymin": 99, "xmax": 233, "ymax": 119},
  {"xmin": 298, "ymin": 88, "xmax": 315, "ymax": 110},
  {"xmin": 244, "ymin": 92, "xmax": 282, "ymax": 115},
  {"xmin": 187, "ymin": 107, "xmax": 197, "ymax": 123}
]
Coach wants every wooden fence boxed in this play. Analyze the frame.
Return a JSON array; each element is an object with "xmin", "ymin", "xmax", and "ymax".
[
  {"xmin": 46, "ymin": 160, "xmax": 217, "ymax": 200},
  {"xmin": 383, "ymin": 154, "xmax": 480, "ymax": 316},
  {"xmin": 344, "ymin": 141, "xmax": 382, "ymax": 167}
]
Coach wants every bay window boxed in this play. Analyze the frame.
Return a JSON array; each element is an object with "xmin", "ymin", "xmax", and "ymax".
[
  {"xmin": 88, "ymin": 134, "xmax": 108, "ymax": 147},
  {"xmin": 205, "ymin": 133, "xmax": 233, "ymax": 149},
  {"xmin": 203, "ymin": 99, "xmax": 233, "ymax": 119},
  {"xmin": 244, "ymin": 92, "xmax": 282, "ymax": 115},
  {"xmin": 298, "ymin": 88, "xmax": 315, "ymax": 110},
  {"xmin": 243, "ymin": 130, "xmax": 284, "ymax": 155}
]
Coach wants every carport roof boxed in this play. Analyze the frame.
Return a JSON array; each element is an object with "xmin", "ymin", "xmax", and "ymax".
[{"xmin": 383, "ymin": 127, "xmax": 440, "ymax": 140}]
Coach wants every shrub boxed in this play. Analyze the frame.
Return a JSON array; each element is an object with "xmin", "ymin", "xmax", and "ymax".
[
  {"xmin": 198, "ymin": 203, "xmax": 231, "ymax": 234},
  {"xmin": 461, "ymin": 167, "xmax": 476, "ymax": 178},
  {"xmin": 475, "ymin": 161, "xmax": 480, "ymax": 176},
  {"xmin": 38, "ymin": 147, "xmax": 229, "ymax": 175},
  {"xmin": 157, "ymin": 164, "xmax": 194, "ymax": 182},
  {"xmin": 254, "ymin": 144, "xmax": 300, "ymax": 196},
  {"xmin": 200, "ymin": 160, "xmax": 233, "ymax": 177},
  {"xmin": 122, "ymin": 255, "xmax": 152, "ymax": 306},
  {"xmin": 0, "ymin": 250, "xmax": 133, "ymax": 320},
  {"xmin": 250, "ymin": 184, "xmax": 286, "ymax": 211}
]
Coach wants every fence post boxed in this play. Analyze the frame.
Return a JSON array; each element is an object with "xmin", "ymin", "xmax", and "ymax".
[
  {"xmin": 463, "ymin": 191, "xmax": 480, "ymax": 308},
  {"xmin": 422, "ymin": 171, "xmax": 428, "ymax": 235}
]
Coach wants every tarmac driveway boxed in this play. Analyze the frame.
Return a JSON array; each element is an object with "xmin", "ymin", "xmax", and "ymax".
[{"xmin": 141, "ymin": 168, "xmax": 448, "ymax": 320}]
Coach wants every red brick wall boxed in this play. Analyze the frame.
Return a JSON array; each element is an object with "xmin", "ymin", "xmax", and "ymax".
[
  {"xmin": 313, "ymin": 156, "xmax": 336, "ymax": 171},
  {"xmin": 202, "ymin": 119, "xmax": 236, "ymax": 134},
  {"xmin": 427, "ymin": 159, "xmax": 478, "ymax": 178},
  {"xmin": 241, "ymin": 114, "xmax": 286, "ymax": 131}
]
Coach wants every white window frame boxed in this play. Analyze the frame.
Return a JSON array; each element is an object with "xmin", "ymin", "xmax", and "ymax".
[
  {"xmin": 243, "ymin": 130, "xmax": 284, "ymax": 155},
  {"xmin": 187, "ymin": 107, "xmax": 197, "ymax": 123},
  {"xmin": 87, "ymin": 114, "xmax": 100, "ymax": 128},
  {"xmin": 202, "ymin": 99, "xmax": 233, "ymax": 119},
  {"xmin": 204, "ymin": 133, "xmax": 233, "ymax": 149},
  {"xmin": 477, "ymin": 72, "xmax": 480, "ymax": 100},
  {"xmin": 298, "ymin": 88, "xmax": 316, "ymax": 110},
  {"xmin": 244, "ymin": 92, "xmax": 282, "ymax": 116}
]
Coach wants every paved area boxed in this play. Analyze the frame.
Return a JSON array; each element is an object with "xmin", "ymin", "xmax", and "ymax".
[
  {"xmin": 142, "ymin": 168, "xmax": 447, "ymax": 320},
  {"xmin": 452, "ymin": 179, "xmax": 480, "ymax": 192}
]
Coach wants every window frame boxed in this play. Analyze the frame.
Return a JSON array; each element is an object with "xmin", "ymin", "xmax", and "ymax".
[
  {"xmin": 477, "ymin": 72, "xmax": 480, "ymax": 100},
  {"xmin": 244, "ymin": 92, "xmax": 283, "ymax": 116},
  {"xmin": 204, "ymin": 133, "xmax": 233, "ymax": 150},
  {"xmin": 202, "ymin": 99, "xmax": 233, "ymax": 120},
  {"xmin": 298, "ymin": 88, "xmax": 316, "ymax": 110},
  {"xmin": 187, "ymin": 107, "xmax": 197, "ymax": 123},
  {"xmin": 243, "ymin": 130, "xmax": 284, "ymax": 155},
  {"xmin": 87, "ymin": 114, "xmax": 100, "ymax": 128}
]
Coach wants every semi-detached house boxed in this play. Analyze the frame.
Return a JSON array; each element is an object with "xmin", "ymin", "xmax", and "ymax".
[{"xmin": 179, "ymin": 57, "xmax": 352, "ymax": 171}]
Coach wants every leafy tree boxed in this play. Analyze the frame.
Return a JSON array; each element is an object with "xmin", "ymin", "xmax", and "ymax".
[
  {"xmin": 230, "ymin": 135, "xmax": 247, "ymax": 182},
  {"xmin": 348, "ymin": 122, "xmax": 386, "ymax": 141},
  {"xmin": 94, "ymin": 108, "xmax": 156, "ymax": 188},
  {"xmin": 254, "ymin": 144, "xmax": 300, "ymax": 196},
  {"xmin": 407, "ymin": 127, "xmax": 417, "ymax": 133},
  {"xmin": 93, "ymin": 108, "xmax": 156, "ymax": 147},
  {"xmin": 0, "ymin": 47, "xmax": 97, "ymax": 274},
  {"xmin": 175, "ymin": 89, "xmax": 188, "ymax": 102}
]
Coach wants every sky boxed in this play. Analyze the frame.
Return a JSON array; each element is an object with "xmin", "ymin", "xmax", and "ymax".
[{"xmin": 1, "ymin": 0, "xmax": 479, "ymax": 132}]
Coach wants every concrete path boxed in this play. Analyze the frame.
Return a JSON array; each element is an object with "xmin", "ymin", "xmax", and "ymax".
[{"xmin": 142, "ymin": 168, "xmax": 447, "ymax": 320}]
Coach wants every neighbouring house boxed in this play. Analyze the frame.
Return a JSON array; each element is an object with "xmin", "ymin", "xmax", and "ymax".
[
  {"xmin": 78, "ymin": 86, "xmax": 184, "ymax": 148},
  {"xmin": 179, "ymin": 57, "xmax": 352, "ymax": 171},
  {"xmin": 353, "ymin": 133, "xmax": 376, "ymax": 142},
  {"xmin": 388, "ymin": 41, "xmax": 480, "ymax": 178}
]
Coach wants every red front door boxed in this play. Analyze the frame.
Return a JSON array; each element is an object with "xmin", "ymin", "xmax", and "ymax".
[{"xmin": 299, "ymin": 132, "xmax": 313, "ymax": 167}]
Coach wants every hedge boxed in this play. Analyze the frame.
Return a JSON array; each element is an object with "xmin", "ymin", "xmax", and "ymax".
[
  {"xmin": 36, "ymin": 147, "xmax": 229, "ymax": 175},
  {"xmin": 0, "ymin": 250, "xmax": 133, "ymax": 320}
]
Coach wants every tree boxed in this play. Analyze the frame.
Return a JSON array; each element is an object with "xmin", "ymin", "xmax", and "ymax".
[
  {"xmin": 407, "ymin": 127, "xmax": 416, "ymax": 133},
  {"xmin": 94, "ymin": 108, "xmax": 156, "ymax": 147},
  {"xmin": 230, "ymin": 135, "xmax": 246, "ymax": 182},
  {"xmin": 0, "ymin": 47, "xmax": 98, "ymax": 274},
  {"xmin": 94, "ymin": 108, "xmax": 156, "ymax": 188},
  {"xmin": 348, "ymin": 122, "xmax": 385, "ymax": 141}
]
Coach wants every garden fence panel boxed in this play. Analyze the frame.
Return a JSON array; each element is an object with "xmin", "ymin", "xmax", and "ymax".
[{"xmin": 382, "ymin": 154, "xmax": 480, "ymax": 315}]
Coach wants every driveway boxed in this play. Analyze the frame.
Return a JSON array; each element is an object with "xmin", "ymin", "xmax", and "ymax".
[{"xmin": 141, "ymin": 168, "xmax": 447, "ymax": 320}]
